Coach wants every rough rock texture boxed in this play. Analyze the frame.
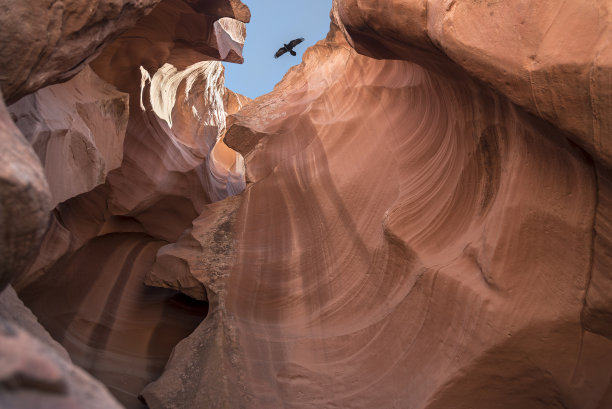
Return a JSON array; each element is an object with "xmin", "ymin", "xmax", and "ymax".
[
  {"xmin": 0, "ymin": 93, "xmax": 50, "ymax": 291},
  {"xmin": 332, "ymin": 0, "xmax": 612, "ymax": 168},
  {"xmin": 142, "ymin": 16, "xmax": 612, "ymax": 409},
  {"xmin": 0, "ymin": 0, "xmax": 162, "ymax": 104},
  {"xmin": 9, "ymin": 66, "xmax": 129, "ymax": 208},
  {"xmin": 0, "ymin": 286, "xmax": 124, "ymax": 409},
  {"xmin": 0, "ymin": 319, "xmax": 124, "ymax": 409},
  {"xmin": 14, "ymin": 0, "xmax": 250, "ymax": 292},
  {"xmin": 11, "ymin": 0, "xmax": 250, "ymax": 407},
  {"xmin": 4, "ymin": 1, "xmax": 612, "ymax": 409}
]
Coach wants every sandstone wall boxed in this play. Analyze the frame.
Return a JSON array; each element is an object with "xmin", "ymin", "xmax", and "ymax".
[
  {"xmin": 1, "ymin": 0, "xmax": 249, "ymax": 408},
  {"xmin": 1, "ymin": 1, "xmax": 612, "ymax": 409}
]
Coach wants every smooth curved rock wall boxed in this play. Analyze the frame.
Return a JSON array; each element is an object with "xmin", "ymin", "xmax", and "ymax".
[
  {"xmin": 143, "ymin": 22, "xmax": 612, "ymax": 409},
  {"xmin": 2, "ymin": 1, "xmax": 612, "ymax": 409},
  {"xmin": 331, "ymin": 0, "xmax": 612, "ymax": 355}
]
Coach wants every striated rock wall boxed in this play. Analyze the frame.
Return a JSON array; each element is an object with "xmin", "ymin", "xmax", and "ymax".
[
  {"xmin": 1, "ymin": 1, "xmax": 612, "ymax": 409},
  {"xmin": 1, "ymin": 0, "xmax": 250, "ymax": 408},
  {"xmin": 0, "ymin": 285, "xmax": 124, "ymax": 409},
  {"xmin": 139, "ymin": 21, "xmax": 612, "ymax": 408}
]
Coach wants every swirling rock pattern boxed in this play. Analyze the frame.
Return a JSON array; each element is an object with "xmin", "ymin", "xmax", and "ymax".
[
  {"xmin": 12, "ymin": 0, "xmax": 250, "ymax": 407},
  {"xmin": 332, "ymin": 0, "xmax": 612, "ymax": 167},
  {"xmin": 331, "ymin": 0, "xmax": 612, "ymax": 359},
  {"xmin": 3, "ymin": 1, "xmax": 612, "ymax": 409},
  {"xmin": 143, "ymin": 20, "xmax": 612, "ymax": 409},
  {"xmin": 20, "ymin": 233, "xmax": 208, "ymax": 408}
]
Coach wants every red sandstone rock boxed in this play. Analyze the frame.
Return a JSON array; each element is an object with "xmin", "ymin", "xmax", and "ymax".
[
  {"xmin": 0, "ymin": 0, "xmax": 162, "ymax": 104},
  {"xmin": 11, "ymin": 1, "xmax": 250, "ymax": 407},
  {"xmin": 143, "ymin": 23, "xmax": 612, "ymax": 409},
  {"xmin": 332, "ymin": 0, "xmax": 612, "ymax": 167},
  {"xmin": 9, "ymin": 66, "xmax": 129, "ymax": 208},
  {"xmin": 0, "ymin": 286, "xmax": 123, "ymax": 409},
  {"xmin": 4, "ymin": 1, "xmax": 612, "ymax": 409},
  {"xmin": 14, "ymin": 0, "xmax": 250, "ymax": 292},
  {"xmin": 332, "ymin": 0, "xmax": 612, "ymax": 361},
  {"xmin": 20, "ymin": 233, "xmax": 208, "ymax": 408},
  {"xmin": 0, "ymin": 93, "xmax": 51, "ymax": 291}
]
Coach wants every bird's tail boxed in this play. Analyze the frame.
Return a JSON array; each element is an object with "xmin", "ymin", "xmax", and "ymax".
[{"xmin": 290, "ymin": 50, "xmax": 296, "ymax": 56}]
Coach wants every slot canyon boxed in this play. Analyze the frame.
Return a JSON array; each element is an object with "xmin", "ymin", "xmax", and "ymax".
[{"xmin": 0, "ymin": 1, "xmax": 611, "ymax": 408}]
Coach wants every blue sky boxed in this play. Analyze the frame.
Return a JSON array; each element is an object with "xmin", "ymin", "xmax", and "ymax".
[{"xmin": 223, "ymin": 0, "xmax": 333, "ymax": 100}]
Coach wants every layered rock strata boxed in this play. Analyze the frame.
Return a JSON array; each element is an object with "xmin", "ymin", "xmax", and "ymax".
[
  {"xmin": 1, "ymin": 1, "xmax": 612, "ymax": 409},
  {"xmin": 11, "ymin": 0, "xmax": 250, "ymax": 407},
  {"xmin": 143, "ymin": 13, "xmax": 612, "ymax": 409}
]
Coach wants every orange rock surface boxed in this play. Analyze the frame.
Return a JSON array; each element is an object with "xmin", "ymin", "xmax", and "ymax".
[
  {"xmin": 1, "ymin": 1, "xmax": 612, "ymax": 409},
  {"xmin": 11, "ymin": 0, "xmax": 250, "ymax": 407},
  {"xmin": 141, "ymin": 22, "xmax": 612, "ymax": 408}
]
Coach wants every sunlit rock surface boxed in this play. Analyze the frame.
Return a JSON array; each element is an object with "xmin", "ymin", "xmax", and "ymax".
[
  {"xmin": 9, "ymin": 0, "xmax": 249, "ymax": 408},
  {"xmin": 332, "ymin": 0, "xmax": 612, "ymax": 166},
  {"xmin": 143, "ymin": 17, "xmax": 612, "ymax": 409},
  {"xmin": 332, "ymin": 0, "xmax": 612, "ymax": 364},
  {"xmin": 2, "ymin": 0, "xmax": 612, "ymax": 409}
]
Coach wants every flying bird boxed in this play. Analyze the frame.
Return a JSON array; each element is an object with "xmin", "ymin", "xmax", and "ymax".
[{"xmin": 274, "ymin": 37, "xmax": 305, "ymax": 58}]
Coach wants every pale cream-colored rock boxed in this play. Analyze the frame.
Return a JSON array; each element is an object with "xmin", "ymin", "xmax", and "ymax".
[
  {"xmin": 14, "ymin": 0, "xmax": 250, "ymax": 293},
  {"xmin": 8, "ymin": 1, "xmax": 612, "ymax": 409},
  {"xmin": 9, "ymin": 66, "xmax": 129, "ymax": 208},
  {"xmin": 89, "ymin": 0, "xmax": 248, "ymax": 223},
  {"xmin": 0, "ymin": 0, "xmax": 162, "ymax": 103}
]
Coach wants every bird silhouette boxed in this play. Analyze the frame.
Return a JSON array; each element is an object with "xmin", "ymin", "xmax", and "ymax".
[{"xmin": 274, "ymin": 37, "xmax": 305, "ymax": 58}]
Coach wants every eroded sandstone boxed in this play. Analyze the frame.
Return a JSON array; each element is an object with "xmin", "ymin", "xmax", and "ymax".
[
  {"xmin": 0, "ymin": 286, "xmax": 124, "ymax": 409},
  {"xmin": 10, "ymin": 0, "xmax": 250, "ymax": 407},
  {"xmin": 144, "ymin": 17, "xmax": 612, "ymax": 409},
  {"xmin": 0, "ymin": 0, "xmax": 162, "ymax": 103},
  {"xmin": 9, "ymin": 66, "xmax": 129, "ymax": 208},
  {"xmin": 2, "ymin": 1, "xmax": 612, "ymax": 409}
]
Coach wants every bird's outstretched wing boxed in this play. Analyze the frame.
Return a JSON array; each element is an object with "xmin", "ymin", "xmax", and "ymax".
[
  {"xmin": 288, "ymin": 37, "xmax": 305, "ymax": 48},
  {"xmin": 274, "ymin": 47, "xmax": 287, "ymax": 58}
]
